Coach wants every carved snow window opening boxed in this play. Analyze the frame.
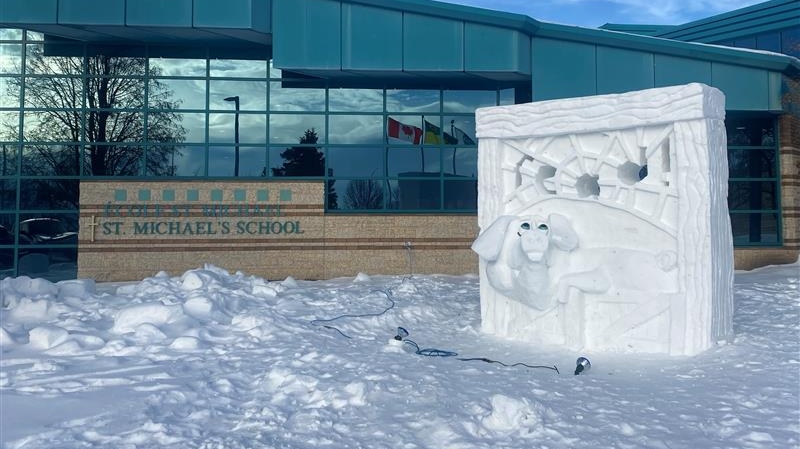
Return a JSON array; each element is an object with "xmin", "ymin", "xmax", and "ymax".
[
  {"xmin": 502, "ymin": 125, "xmax": 678, "ymax": 234},
  {"xmin": 474, "ymin": 84, "xmax": 733, "ymax": 356}
]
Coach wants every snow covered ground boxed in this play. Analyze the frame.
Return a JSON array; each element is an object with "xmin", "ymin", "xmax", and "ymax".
[{"xmin": 1, "ymin": 261, "xmax": 798, "ymax": 449}]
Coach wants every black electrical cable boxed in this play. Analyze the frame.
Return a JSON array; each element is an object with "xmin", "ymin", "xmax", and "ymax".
[
  {"xmin": 310, "ymin": 288, "xmax": 396, "ymax": 339},
  {"xmin": 310, "ymin": 282, "xmax": 560, "ymax": 374}
]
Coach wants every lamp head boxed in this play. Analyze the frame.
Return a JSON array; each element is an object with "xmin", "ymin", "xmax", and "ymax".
[{"xmin": 224, "ymin": 96, "xmax": 239, "ymax": 102}]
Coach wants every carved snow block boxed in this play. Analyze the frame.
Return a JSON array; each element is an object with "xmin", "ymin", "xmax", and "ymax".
[{"xmin": 473, "ymin": 83, "xmax": 733, "ymax": 356}]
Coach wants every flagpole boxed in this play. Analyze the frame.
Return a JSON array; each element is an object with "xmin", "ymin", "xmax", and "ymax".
[
  {"xmin": 420, "ymin": 115, "xmax": 425, "ymax": 173},
  {"xmin": 451, "ymin": 120, "xmax": 457, "ymax": 175}
]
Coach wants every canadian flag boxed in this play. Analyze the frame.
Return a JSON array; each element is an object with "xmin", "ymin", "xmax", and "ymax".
[{"xmin": 387, "ymin": 117, "xmax": 422, "ymax": 144}]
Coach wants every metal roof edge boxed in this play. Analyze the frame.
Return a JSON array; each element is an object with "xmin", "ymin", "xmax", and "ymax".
[
  {"xmin": 654, "ymin": 0, "xmax": 799, "ymax": 40},
  {"xmin": 344, "ymin": 0, "xmax": 541, "ymax": 34},
  {"xmin": 535, "ymin": 21, "xmax": 800, "ymax": 74}
]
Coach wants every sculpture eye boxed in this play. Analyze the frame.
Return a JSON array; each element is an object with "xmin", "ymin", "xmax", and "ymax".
[
  {"xmin": 520, "ymin": 222, "xmax": 531, "ymax": 230},
  {"xmin": 537, "ymin": 223, "xmax": 549, "ymax": 232}
]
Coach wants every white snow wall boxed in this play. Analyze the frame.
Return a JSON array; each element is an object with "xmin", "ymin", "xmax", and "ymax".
[{"xmin": 473, "ymin": 83, "xmax": 734, "ymax": 356}]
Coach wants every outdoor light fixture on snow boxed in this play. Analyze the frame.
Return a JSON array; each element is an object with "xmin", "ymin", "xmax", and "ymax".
[{"xmin": 574, "ymin": 356, "xmax": 591, "ymax": 375}]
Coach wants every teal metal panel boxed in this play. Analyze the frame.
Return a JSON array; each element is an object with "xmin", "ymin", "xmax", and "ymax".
[
  {"xmin": 0, "ymin": 0, "xmax": 57, "ymax": 23},
  {"xmin": 403, "ymin": 13, "xmax": 463, "ymax": 71},
  {"xmin": 464, "ymin": 23, "xmax": 530, "ymax": 74},
  {"xmin": 654, "ymin": 54, "xmax": 711, "ymax": 87},
  {"xmin": 712, "ymin": 63, "xmax": 769, "ymax": 110},
  {"xmin": 342, "ymin": 4, "xmax": 402, "ymax": 70},
  {"xmin": 768, "ymin": 71, "xmax": 782, "ymax": 111},
  {"xmin": 126, "ymin": 0, "xmax": 192, "ymax": 27},
  {"xmin": 273, "ymin": 0, "xmax": 341, "ymax": 70},
  {"xmin": 58, "ymin": 0, "xmax": 125, "ymax": 25},
  {"xmin": 596, "ymin": 46, "xmax": 654, "ymax": 94},
  {"xmin": 194, "ymin": 0, "xmax": 270, "ymax": 31},
  {"xmin": 532, "ymin": 38, "xmax": 595, "ymax": 101}
]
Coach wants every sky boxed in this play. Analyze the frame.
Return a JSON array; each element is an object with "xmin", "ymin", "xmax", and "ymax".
[
  {"xmin": 442, "ymin": 0, "xmax": 765, "ymax": 28},
  {"xmin": 1, "ymin": 260, "xmax": 798, "ymax": 448}
]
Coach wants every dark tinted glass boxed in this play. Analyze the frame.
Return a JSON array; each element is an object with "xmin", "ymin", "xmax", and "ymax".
[
  {"xmin": 728, "ymin": 149, "xmax": 776, "ymax": 178},
  {"xmin": 387, "ymin": 178, "xmax": 440, "ymax": 210},
  {"xmin": 728, "ymin": 181, "xmax": 777, "ymax": 211},
  {"xmin": 731, "ymin": 213, "xmax": 779, "ymax": 245},
  {"xmin": 331, "ymin": 179, "xmax": 385, "ymax": 210},
  {"xmin": 726, "ymin": 116, "xmax": 775, "ymax": 146},
  {"xmin": 327, "ymin": 147, "xmax": 383, "ymax": 177},
  {"xmin": 22, "ymin": 145, "xmax": 80, "ymax": 176},
  {"xmin": 444, "ymin": 179, "xmax": 477, "ymax": 209},
  {"xmin": 19, "ymin": 179, "xmax": 78, "ymax": 210}
]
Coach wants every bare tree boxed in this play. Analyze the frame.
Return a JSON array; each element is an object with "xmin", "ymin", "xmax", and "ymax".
[
  {"xmin": 4, "ymin": 47, "xmax": 186, "ymax": 206},
  {"xmin": 343, "ymin": 179, "xmax": 383, "ymax": 209}
]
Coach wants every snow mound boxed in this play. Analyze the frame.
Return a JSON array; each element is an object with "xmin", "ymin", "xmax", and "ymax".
[
  {"xmin": 353, "ymin": 272, "xmax": 371, "ymax": 283},
  {"xmin": 481, "ymin": 394, "xmax": 548, "ymax": 437},
  {"xmin": 112, "ymin": 303, "xmax": 186, "ymax": 334},
  {"xmin": 27, "ymin": 325, "xmax": 70, "ymax": 350}
]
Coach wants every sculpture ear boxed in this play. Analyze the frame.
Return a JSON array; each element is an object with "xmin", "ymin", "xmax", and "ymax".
[
  {"xmin": 548, "ymin": 213, "xmax": 578, "ymax": 251},
  {"xmin": 471, "ymin": 215, "xmax": 516, "ymax": 262}
]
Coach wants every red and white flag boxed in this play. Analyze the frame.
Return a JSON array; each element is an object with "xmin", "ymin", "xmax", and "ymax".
[{"xmin": 387, "ymin": 117, "xmax": 422, "ymax": 144}]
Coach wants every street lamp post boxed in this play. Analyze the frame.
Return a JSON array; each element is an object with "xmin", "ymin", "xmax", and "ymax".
[{"xmin": 224, "ymin": 96, "xmax": 240, "ymax": 177}]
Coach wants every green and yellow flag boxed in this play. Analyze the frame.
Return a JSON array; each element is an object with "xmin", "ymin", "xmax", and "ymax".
[{"xmin": 424, "ymin": 120, "xmax": 441, "ymax": 145}]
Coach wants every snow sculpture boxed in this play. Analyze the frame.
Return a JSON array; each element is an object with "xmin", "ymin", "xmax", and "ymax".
[{"xmin": 473, "ymin": 83, "xmax": 733, "ymax": 356}]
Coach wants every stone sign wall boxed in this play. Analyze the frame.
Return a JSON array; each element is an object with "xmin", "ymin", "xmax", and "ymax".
[{"xmin": 78, "ymin": 180, "xmax": 478, "ymax": 281}]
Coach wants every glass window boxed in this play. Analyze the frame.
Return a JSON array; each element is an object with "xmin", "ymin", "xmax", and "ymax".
[
  {"xmin": 18, "ymin": 213, "xmax": 78, "ymax": 245},
  {"xmin": 733, "ymin": 36, "xmax": 757, "ymax": 49},
  {"xmin": 500, "ymin": 88, "xmax": 515, "ymax": 106},
  {"xmin": 270, "ymin": 82, "xmax": 325, "ymax": 111},
  {"xmin": 0, "ymin": 112, "xmax": 19, "ymax": 141},
  {"xmin": 327, "ymin": 147, "xmax": 383, "ymax": 177},
  {"xmin": 269, "ymin": 60, "xmax": 282, "ymax": 79},
  {"xmin": 0, "ymin": 29, "xmax": 23, "ymax": 40},
  {"xmin": 151, "ymin": 112, "xmax": 205, "ymax": 144},
  {"xmin": 19, "ymin": 179, "xmax": 78, "ymax": 209},
  {"xmin": 386, "ymin": 90, "xmax": 439, "ymax": 113},
  {"xmin": 443, "ymin": 147, "xmax": 477, "ymax": 177},
  {"xmin": 443, "ymin": 116, "xmax": 476, "ymax": 146},
  {"xmin": 444, "ymin": 179, "xmax": 477, "ymax": 210},
  {"xmin": 0, "ymin": 248, "xmax": 13, "ymax": 277},
  {"xmin": 83, "ymin": 144, "xmax": 143, "ymax": 176},
  {"xmin": 388, "ymin": 147, "xmax": 440, "ymax": 176},
  {"xmin": 208, "ymin": 146, "xmax": 267, "ymax": 177},
  {"xmin": 87, "ymin": 76, "xmax": 145, "ymax": 109},
  {"xmin": 0, "ymin": 179, "xmax": 15, "ymax": 210},
  {"xmin": 210, "ymin": 59, "xmax": 268, "ymax": 78},
  {"xmin": 209, "ymin": 80, "xmax": 267, "ymax": 111},
  {"xmin": 269, "ymin": 114, "xmax": 325, "ymax": 145},
  {"xmin": 0, "ymin": 144, "xmax": 18, "ymax": 176},
  {"xmin": 0, "ymin": 76, "xmax": 20, "ymax": 107},
  {"xmin": 85, "ymin": 111, "xmax": 143, "ymax": 143},
  {"xmin": 24, "ymin": 76, "xmax": 84, "ymax": 109},
  {"xmin": 23, "ymin": 111, "xmax": 79, "ymax": 142},
  {"xmin": 0, "ymin": 44, "xmax": 22, "ymax": 74},
  {"xmin": 149, "ymin": 57, "xmax": 206, "ymax": 77},
  {"xmin": 150, "ymin": 78, "xmax": 207, "ymax": 110},
  {"xmin": 269, "ymin": 146, "xmax": 325, "ymax": 177},
  {"xmin": 387, "ymin": 178, "xmax": 440, "ymax": 210},
  {"xmin": 726, "ymin": 116, "xmax": 775, "ymax": 146},
  {"xmin": 329, "ymin": 88, "xmax": 383, "ymax": 112},
  {"xmin": 333, "ymin": 179, "xmax": 386, "ymax": 210},
  {"xmin": 729, "ymin": 181, "xmax": 777, "ymax": 211},
  {"xmin": 728, "ymin": 149, "xmax": 776, "ymax": 178},
  {"xmin": 781, "ymin": 28, "xmax": 800, "ymax": 58},
  {"xmin": 387, "ymin": 115, "xmax": 424, "ymax": 145},
  {"xmin": 756, "ymin": 33, "xmax": 781, "ymax": 52},
  {"xmin": 146, "ymin": 145, "xmax": 205, "ymax": 177},
  {"xmin": 17, "ymin": 246, "xmax": 77, "ymax": 281},
  {"xmin": 209, "ymin": 112, "xmax": 266, "ymax": 144},
  {"xmin": 443, "ymin": 90, "xmax": 496, "ymax": 113},
  {"xmin": 22, "ymin": 145, "xmax": 80, "ymax": 176},
  {"xmin": 731, "ymin": 213, "xmax": 779, "ymax": 245},
  {"xmin": 26, "ymin": 31, "xmax": 43, "ymax": 41},
  {"xmin": 328, "ymin": 115, "xmax": 383, "ymax": 144}
]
